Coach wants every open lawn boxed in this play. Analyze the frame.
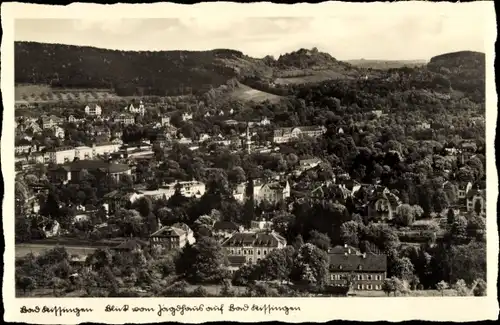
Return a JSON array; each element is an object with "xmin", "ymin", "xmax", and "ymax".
[
  {"xmin": 230, "ymin": 84, "xmax": 282, "ymax": 103},
  {"xmin": 274, "ymin": 69, "xmax": 352, "ymax": 85}
]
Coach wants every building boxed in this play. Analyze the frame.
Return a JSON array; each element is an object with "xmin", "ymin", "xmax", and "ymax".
[
  {"xmin": 366, "ymin": 186, "xmax": 401, "ymax": 221},
  {"xmin": 40, "ymin": 115, "xmax": 64, "ymax": 129},
  {"xmin": 53, "ymin": 126, "xmax": 65, "ymax": 139},
  {"xmin": 84, "ymin": 104, "xmax": 102, "ymax": 116},
  {"xmin": 328, "ymin": 245, "xmax": 387, "ymax": 291},
  {"xmin": 150, "ymin": 224, "xmax": 195, "ymax": 250},
  {"xmin": 294, "ymin": 158, "xmax": 323, "ymax": 176},
  {"xmin": 212, "ymin": 221, "xmax": 243, "ymax": 240},
  {"xmin": 457, "ymin": 182, "xmax": 474, "ymax": 207},
  {"xmin": 250, "ymin": 218, "xmax": 273, "ymax": 231},
  {"xmin": 222, "ymin": 231, "xmax": 287, "ymax": 266},
  {"xmin": 161, "ymin": 116, "xmax": 171, "ymax": 126},
  {"xmin": 48, "ymin": 160, "xmax": 132, "ymax": 183},
  {"xmin": 74, "ymin": 146, "xmax": 94, "ymax": 160},
  {"xmin": 125, "ymin": 101, "xmax": 145, "ymax": 115},
  {"xmin": 93, "ymin": 142, "xmax": 121, "ymax": 156},
  {"xmin": 103, "ymin": 190, "xmax": 144, "ymax": 215},
  {"xmin": 254, "ymin": 179, "xmax": 291, "ymax": 204},
  {"xmin": 114, "ymin": 114, "xmax": 135, "ymax": 125},
  {"xmin": 47, "ymin": 146, "xmax": 77, "ymax": 164},
  {"xmin": 182, "ymin": 112, "xmax": 193, "ymax": 121},
  {"xmin": 273, "ymin": 126, "xmax": 326, "ymax": 143},
  {"xmin": 466, "ymin": 188, "xmax": 486, "ymax": 215}
]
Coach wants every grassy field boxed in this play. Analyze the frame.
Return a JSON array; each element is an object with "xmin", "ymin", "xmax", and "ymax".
[
  {"xmin": 230, "ymin": 84, "xmax": 282, "ymax": 103},
  {"xmin": 274, "ymin": 69, "xmax": 351, "ymax": 85},
  {"xmin": 346, "ymin": 59, "xmax": 427, "ymax": 70}
]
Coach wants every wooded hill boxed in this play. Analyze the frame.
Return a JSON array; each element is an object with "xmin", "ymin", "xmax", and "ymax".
[{"xmin": 15, "ymin": 41, "xmax": 485, "ymax": 101}]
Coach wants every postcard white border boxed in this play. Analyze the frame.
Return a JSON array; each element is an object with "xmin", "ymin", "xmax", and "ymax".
[{"xmin": 2, "ymin": 2, "xmax": 498, "ymax": 323}]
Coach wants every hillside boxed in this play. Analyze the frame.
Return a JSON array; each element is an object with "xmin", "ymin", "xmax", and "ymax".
[
  {"xmin": 14, "ymin": 42, "xmax": 357, "ymax": 97},
  {"xmin": 346, "ymin": 59, "xmax": 427, "ymax": 70},
  {"xmin": 427, "ymin": 51, "xmax": 485, "ymax": 102},
  {"xmin": 15, "ymin": 42, "xmax": 250, "ymax": 97}
]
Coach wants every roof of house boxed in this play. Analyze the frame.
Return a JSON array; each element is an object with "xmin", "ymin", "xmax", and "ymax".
[
  {"xmin": 273, "ymin": 126, "xmax": 325, "ymax": 137},
  {"xmin": 328, "ymin": 252, "xmax": 387, "ymax": 272},
  {"xmin": 213, "ymin": 221, "xmax": 240, "ymax": 231},
  {"xmin": 171, "ymin": 222, "xmax": 193, "ymax": 234},
  {"xmin": 150, "ymin": 226, "xmax": 186, "ymax": 238},
  {"xmin": 328, "ymin": 245, "xmax": 360, "ymax": 255},
  {"xmin": 222, "ymin": 231, "xmax": 286, "ymax": 247},
  {"xmin": 226, "ymin": 255, "xmax": 247, "ymax": 267}
]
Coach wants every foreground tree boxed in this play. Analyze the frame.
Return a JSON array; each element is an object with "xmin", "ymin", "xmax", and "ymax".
[{"xmin": 177, "ymin": 237, "xmax": 228, "ymax": 284}]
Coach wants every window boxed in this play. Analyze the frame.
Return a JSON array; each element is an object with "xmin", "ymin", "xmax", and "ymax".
[
  {"xmin": 358, "ymin": 265, "xmax": 363, "ymax": 270},
  {"xmin": 257, "ymin": 250, "xmax": 261, "ymax": 255},
  {"xmin": 331, "ymin": 274, "xmax": 334, "ymax": 281},
  {"xmin": 357, "ymin": 284, "xmax": 361, "ymax": 290},
  {"xmin": 361, "ymin": 284, "xmax": 365, "ymax": 290},
  {"xmin": 243, "ymin": 250, "xmax": 246, "ymax": 255},
  {"xmin": 263, "ymin": 250, "xmax": 267, "ymax": 255},
  {"xmin": 357, "ymin": 275, "xmax": 362, "ymax": 280},
  {"xmin": 367, "ymin": 275, "xmax": 372, "ymax": 280}
]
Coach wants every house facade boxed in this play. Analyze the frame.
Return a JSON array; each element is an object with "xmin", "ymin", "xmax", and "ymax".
[
  {"xmin": 222, "ymin": 231, "xmax": 287, "ymax": 266},
  {"xmin": 328, "ymin": 245, "xmax": 387, "ymax": 291},
  {"xmin": 366, "ymin": 187, "xmax": 401, "ymax": 221},
  {"xmin": 254, "ymin": 179, "xmax": 291, "ymax": 204},
  {"xmin": 150, "ymin": 224, "xmax": 195, "ymax": 250},
  {"xmin": 84, "ymin": 104, "xmax": 102, "ymax": 116}
]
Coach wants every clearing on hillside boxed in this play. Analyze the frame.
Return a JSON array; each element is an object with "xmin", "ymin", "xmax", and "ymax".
[
  {"xmin": 274, "ymin": 69, "xmax": 352, "ymax": 85},
  {"xmin": 230, "ymin": 84, "xmax": 282, "ymax": 103}
]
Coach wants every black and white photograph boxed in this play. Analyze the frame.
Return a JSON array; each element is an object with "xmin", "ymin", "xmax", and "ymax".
[{"xmin": 2, "ymin": 1, "xmax": 498, "ymax": 323}]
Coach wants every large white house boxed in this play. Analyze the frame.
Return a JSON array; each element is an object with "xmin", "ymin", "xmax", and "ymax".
[{"xmin": 84, "ymin": 104, "xmax": 102, "ymax": 116}]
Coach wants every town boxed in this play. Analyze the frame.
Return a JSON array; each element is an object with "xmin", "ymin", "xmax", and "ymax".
[{"xmin": 14, "ymin": 42, "xmax": 487, "ymax": 298}]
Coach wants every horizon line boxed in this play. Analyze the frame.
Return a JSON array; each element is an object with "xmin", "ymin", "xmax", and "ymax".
[{"xmin": 14, "ymin": 40, "xmax": 484, "ymax": 63}]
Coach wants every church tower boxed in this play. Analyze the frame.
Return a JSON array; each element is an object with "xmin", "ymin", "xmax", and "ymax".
[{"xmin": 246, "ymin": 123, "xmax": 251, "ymax": 154}]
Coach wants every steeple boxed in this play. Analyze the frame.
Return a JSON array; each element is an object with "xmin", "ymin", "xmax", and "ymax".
[{"xmin": 246, "ymin": 123, "xmax": 251, "ymax": 154}]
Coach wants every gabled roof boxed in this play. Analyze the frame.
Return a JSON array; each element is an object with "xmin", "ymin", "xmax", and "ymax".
[
  {"xmin": 213, "ymin": 221, "xmax": 240, "ymax": 231},
  {"xmin": 328, "ymin": 245, "xmax": 360, "ymax": 255},
  {"xmin": 150, "ymin": 226, "xmax": 186, "ymax": 238},
  {"xmin": 222, "ymin": 231, "xmax": 286, "ymax": 247},
  {"xmin": 328, "ymin": 252, "xmax": 387, "ymax": 272},
  {"xmin": 226, "ymin": 255, "xmax": 247, "ymax": 267}
]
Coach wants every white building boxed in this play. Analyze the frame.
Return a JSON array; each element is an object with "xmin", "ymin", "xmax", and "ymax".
[
  {"xmin": 273, "ymin": 126, "xmax": 326, "ymax": 144},
  {"xmin": 48, "ymin": 146, "xmax": 76, "ymax": 164},
  {"xmin": 84, "ymin": 104, "xmax": 102, "ymax": 116},
  {"xmin": 161, "ymin": 116, "xmax": 171, "ymax": 126},
  {"xmin": 182, "ymin": 112, "xmax": 193, "ymax": 121},
  {"xmin": 222, "ymin": 231, "xmax": 287, "ymax": 266},
  {"xmin": 254, "ymin": 179, "xmax": 291, "ymax": 204},
  {"xmin": 126, "ymin": 101, "xmax": 145, "ymax": 115}
]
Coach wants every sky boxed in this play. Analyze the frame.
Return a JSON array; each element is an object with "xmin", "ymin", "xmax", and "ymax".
[{"xmin": 14, "ymin": 14, "xmax": 486, "ymax": 61}]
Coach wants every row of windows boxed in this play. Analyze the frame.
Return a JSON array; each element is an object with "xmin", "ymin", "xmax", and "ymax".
[
  {"xmin": 229, "ymin": 249, "xmax": 268, "ymax": 256},
  {"xmin": 357, "ymin": 284, "xmax": 380, "ymax": 290},
  {"xmin": 330, "ymin": 274, "xmax": 383, "ymax": 281}
]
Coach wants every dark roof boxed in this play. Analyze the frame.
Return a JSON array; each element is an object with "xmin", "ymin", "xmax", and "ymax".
[
  {"xmin": 222, "ymin": 231, "xmax": 286, "ymax": 247},
  {"xmin": 150, "ymin": 226, "xmax": 186, "ymax": 238},
  {"xmin": 50, "ymin": 160, "xmax": 130, "ymax": 173},
  {"xmin": 213, "ymin": 221, "xmax": 240, "ymax": 231},
  {"xmin": 328, "ymin": 245, "xmax": 360, "ymax": 255},
  {"xmin": 328, "ymin": 252, "xmax": 387, "ymax": 272},
  {"xmin": 227, "ymin": 256, "xmax": 247, "ymax": 267}
]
